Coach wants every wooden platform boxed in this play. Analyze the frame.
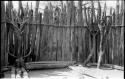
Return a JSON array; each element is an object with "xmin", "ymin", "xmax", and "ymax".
[{"xmin": 26, "ymin": 61, "xmax": 76, "ymax": 70}]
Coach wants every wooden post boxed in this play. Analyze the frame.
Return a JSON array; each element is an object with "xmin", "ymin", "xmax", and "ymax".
[
  {"xmin": 120, "ymin": 0, "xmax": 124, "ymax": 66},
  {"xmin": 34, "ymin": 1, "xmax": 40, "ymax": 61},
  {"xmin": 77, "ymin": 1, "xmax": 84, "ymax": 63},
  {"xmin": 115, "ymin": 0, "xmax": 120, "ymax": 26},
  {"xmin": 39, "ymin": 13, "xmax": 43, "ymax": 61},
  {"xmin": 25, "ymin": 2, "xmax": 29, "ymax": 61},
  {"xmin": 6, "ymin": 1, "xmax": 14, "ymax": 66},
  {"xmin": 42, "ymin": 6, "xmax": 50, "ymax": 61},
  {"xmin": 83, "ymin": 1, "xmax": 99, "ymax": 65},
  {"xmin": 70, "ymin": 1, "xmax": 76, "ymax": 61},
  {"xmin": 1, "ymin": 1, "xmax": 6, "ymax": 67}
]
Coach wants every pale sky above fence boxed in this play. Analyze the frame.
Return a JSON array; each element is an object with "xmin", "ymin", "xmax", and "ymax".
[{"xmin": 5, "ymin": 1, "xmax": 122, "ymax": 16}]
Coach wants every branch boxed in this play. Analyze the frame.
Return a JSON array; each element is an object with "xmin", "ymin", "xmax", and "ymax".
[
  {"xmin": 23, "ymin": 41, "xmax": 49, "ymax": 58},
  {"xmin": 23, "ymin": 48, "xmax": 32, "ymax": 58},
  {"xmin": 20, "ymin": 18, "xmax": 29, "ymax": 31},
  {"xmin": 10, "ymin": 21, "xmax": 21, "ymax": 34},
  {"xmin": 8, "ymin": 51, "xmax": 17, "ymax": 58}
]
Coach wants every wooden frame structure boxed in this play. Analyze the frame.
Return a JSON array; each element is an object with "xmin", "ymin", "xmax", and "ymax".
[{"xmin": 1, "ymin": 0, "xmax": 124, "ymax": 69}]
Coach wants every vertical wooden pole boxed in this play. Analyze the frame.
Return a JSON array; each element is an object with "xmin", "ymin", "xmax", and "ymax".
[
  {"xmin": 6, "ymin": 1, "xmax": 13, "ymax": 66},
  {"xmin": 35, "ymin": 16, "xmax": 40, "ymax": 61},
  {"xmin": 60, "ymin": 1, "xmax": 63, "ymax": 61},
  {"xmin": 115, "ymin": 0, "xmax": 120, "ymax": 26},
  {"xmin": 39, "ymin": 13, "xmax": 43, "ymax": 61},
  {"xmin": 34, "ymin": 1, "xmax": 40, "ymax": 61},
  {"xmin": 61, "ymin": 4, "xmax": 67, "ymax": 61},
  {"xmin": 1, "ymin": 1, "xmax": 5, "ymax": 66},
  {"xmin": 120, "ymin": 0, "xmax": 124, "ymax": 66},
  {"xmin": 70, "ymin": 1, "xmax": 76, "ymax": 61},
  {"xmin": 77, "ymin": 1, "xmax": 84, "ymax": 63},
  {"xmin": 25, "ymin": 2, "xmax": 29, "ymax": 61},
  {"xmin": 6, "ymin": 2, "xmax": 12, "ymax": 65},
  {"xmin": 28, "ymin": 3, "xmax": 34, "ymax": 61},
  {"xmin": 4, "ymin": 2, "xmax": 8, "ymax": 66},
  {"xmin": 66, "ymin": 1, "xmax": 70, "ymax": 61}
]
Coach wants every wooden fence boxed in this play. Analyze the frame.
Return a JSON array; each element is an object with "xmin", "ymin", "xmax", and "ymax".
[{"xmin": 1, "ymin": 1, "xmax": 124, "ymax": 67}]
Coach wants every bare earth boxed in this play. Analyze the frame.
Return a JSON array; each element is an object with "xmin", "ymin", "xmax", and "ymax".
[{"xmin": 3, "ymin": 65, "xmax": 124, "ymax": 79}]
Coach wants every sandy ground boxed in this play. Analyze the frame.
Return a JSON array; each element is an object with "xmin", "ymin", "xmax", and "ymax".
[{"xmin": 2, "ymin": 65, "xmax": 124, "ymax": 79}]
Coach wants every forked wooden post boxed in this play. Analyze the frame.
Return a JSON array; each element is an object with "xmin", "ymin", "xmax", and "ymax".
[
  {"xmin": 97, "ymin": 23, "xmax": 104, "ymax": 68},
  {"xmin": 97, "ymin": 16, "xmax": 112, "ymax": 68},
  {"xmin": 83, "ymin": 0, "xmax": 100, "ymax": 66},
  {"xmin": 83, "ymin": 24, "xmax": 99, "ymax": 66}
]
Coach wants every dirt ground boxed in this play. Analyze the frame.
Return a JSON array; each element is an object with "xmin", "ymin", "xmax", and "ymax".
[{"xmin": 2, "ymin": 65, "xmax": 124, "ymax": 79}]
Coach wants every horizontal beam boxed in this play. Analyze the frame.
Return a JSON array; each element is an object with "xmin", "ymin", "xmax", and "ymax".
[{"xmin": 2, "ymin": 21, "xmax": 124, "ymax": 28}]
